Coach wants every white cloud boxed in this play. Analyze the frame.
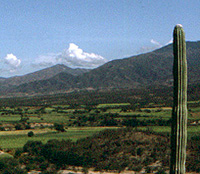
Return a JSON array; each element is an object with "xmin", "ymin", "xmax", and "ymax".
[
  {"xmin": 137, "ymin": 39, "xmax": 173, "ymax": 55},
  {"xmin": 151, "ymin": 38, "xmax": 173, "ymax": 48},
  {"xmin": 150, "ymin": 39, "xmax": 162, "ymax": 48},
  {"xmin": 34, "ymin": 43, "xmax": 108, "ymax": 68},
  {"xmin": 4, "ymin": 54, "xmax": 21, "ymax": 69},
  {"xmin": 57, "ymin": 43, "xmax": 107, "ymax": 68}
]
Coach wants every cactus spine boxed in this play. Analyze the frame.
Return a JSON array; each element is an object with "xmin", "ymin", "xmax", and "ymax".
[{"xmin": 170, "ymin": 24, "xmax": 188, "ymax": 174}]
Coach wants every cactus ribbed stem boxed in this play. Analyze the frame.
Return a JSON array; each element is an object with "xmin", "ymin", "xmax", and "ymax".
[{"xmin": 170, "ymin": 24, "xmax": 188, "ymax": 174}]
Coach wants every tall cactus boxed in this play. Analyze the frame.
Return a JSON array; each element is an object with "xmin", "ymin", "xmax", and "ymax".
[{"xmin": 170, "ymin": 24, "xmax": 188, "ymax": 174}]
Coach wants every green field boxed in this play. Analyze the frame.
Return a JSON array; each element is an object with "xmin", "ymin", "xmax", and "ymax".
[
  {"xmin": 0, "ymin": 127, "xmax": 118, "ymax": 149},
  {"xmin": 0, "ymin": 102, "xmax": 199, "ymax": 149},
  {"xmin": 0, "ymin": 115, "xmax": 20, "ymax": 122},
  {"xmin": 1, "ymin": 125, "xmax": 199, "ymax": 149},
  {"xmin": 97, "ymin": 103, "xmax": 130, "ymax": 108},
  {"xmin": 140, "ymin": 125, "xmax": 200, "ymax": 133},
  {"xmin": 0, "ymin": 103, "xmax": 199, "ymax": 123},
  {"xmin": 139, "ymin": 125, "xmax": 200, "ymax": 138},
  {"xmin": 120, "ymin": 110, "xmax": 172, "ymax": 119}
]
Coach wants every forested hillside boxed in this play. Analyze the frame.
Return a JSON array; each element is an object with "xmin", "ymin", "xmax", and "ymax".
[{"xmin": 0, "ymin": 41, "xmax": 200, "ymax": 97}]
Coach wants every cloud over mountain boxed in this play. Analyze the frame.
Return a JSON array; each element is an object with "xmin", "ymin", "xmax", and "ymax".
[
  {"xmin": 34, "ymin": 43, "xmax": 108, "ymax": 68},
  {"xmin": 150, "ymin": 39, "xmax": 162, "ymax": 47},
  {"xmin": 137, "ymin": 39, "xmax": 173, "ymax": 54},
  {"xmin": 4, "ymin": 54, "xmax": 21, "ymax": 72},
  {"xmin": 5, "ymin": 54, "xmax": 21, "ymax": 68},
  {"xmin": 151, "ymin": 39, "xmax": 173, "ymax": 48},
  {"xmin": 57, "ymin": 43, "xmax": 107, "ymax": 68}
]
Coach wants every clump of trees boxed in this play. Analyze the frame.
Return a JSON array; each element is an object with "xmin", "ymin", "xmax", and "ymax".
[
  {"xmin": 54, "ymin": 123, "xmax": 65, "ymax": 132},
  {"xmin": 67, "ymin": 110, "xmax": 171, "ymax": 127},
  {"xmin": 0, "ymin": 158, "xmax": 26, "ymax": 173}
]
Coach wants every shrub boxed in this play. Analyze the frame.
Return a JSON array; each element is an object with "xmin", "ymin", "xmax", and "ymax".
[
  {"xmin": 122, "ymin": 118, "xmax": 139, "ymax": 127},
  {"xmin": 23, "ymin": 141, "xmax": 43, "ymax": 155},
  {"xmin": 15, "ymin": 123, "xmax": 24, "ymax": 130},
  {"xmin": 54, "ymin": 123, "xmax": 65, "ymax": 132},
  {"xmin": 28, "ymin": 131, "xmax": 34, "ymax": 137},
  {"xmin": 14, "ymin": 149, "xmax": 23, "ymax": 158},
  {"xmin": 156, "ymin": 168, "xmax": 167, "ymax": 174},
  {"xmin": 0, "ymin": 158, "xmax": 25, "ymax": 173},
  {"xmin": 145, "ymin": 166, "xmax": 153, "ymax": 173},
  {"xmin": 40, "ymin": 161, "xmax": 49, "ymax": 171},
  {"xmin": 25, "ymin": 124, "xmax": 31, "ymax": 129},
  {"xmin": 128, "ymin": 164, "xmax": 143, "ymax": 172}
]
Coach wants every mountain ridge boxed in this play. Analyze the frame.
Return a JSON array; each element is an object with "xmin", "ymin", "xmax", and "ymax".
[
  {"xmin": 0, "ymin": 64, "xmax": 89, "ymax": 89},
  {"xmin": 1, "ymin": 41, "xmax": 200, "ymax": 97}
]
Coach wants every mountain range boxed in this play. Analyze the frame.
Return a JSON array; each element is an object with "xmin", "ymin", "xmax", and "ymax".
[
  {"xmin": 0, "ymin": 41, "xmax": 200, "ymax": 97},
  {"xmin": 0, "ymin": 65, "xmax": 89, "ymax": 91}
]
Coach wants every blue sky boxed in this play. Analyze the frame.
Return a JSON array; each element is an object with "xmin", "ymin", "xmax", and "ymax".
[{"xmin": 0, "ymin": 0, "xmax": 200, "ymax": 77}]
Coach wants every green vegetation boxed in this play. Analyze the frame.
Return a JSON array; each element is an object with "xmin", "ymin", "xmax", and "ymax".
[
  {"xmin": 0, "ymin": 101, "xmax": 199, "ymax": 149},
  {"xmin": 138, "ymin": 126, "xmax": 200, "ymax": 137},
  {"xmin": 0, "ymin": 158, "xmax": 25, "ymax": 173},
  {"xmin": 0, "ymin": 92, "xmax": 199, "ymax": 173},
  {"xmin": 0, "ymin": 152, "xmax": 13, "ymax": 159},
  {"xmin": 0, "ymin": 127, "xmax": 117, "ymax": 149},
  {"xmin": 4, "ymin": 128, "xmax": 199, "ymax": 173},
  {"xmin": 97, "ymin": 103, "xmax": 131, "ymax": 108}
]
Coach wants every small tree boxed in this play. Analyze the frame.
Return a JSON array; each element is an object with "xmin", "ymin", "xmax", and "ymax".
[
  {"xmin": 54, "ymin": 123, "xmax": 65, "ymax": 132},
  {"xmin": 15, "ymin": 123, "xmax": 23, "ymax": 130},
  {"xmin": 28, "ymin": 131, "xmax": 34, "ymax": 137}
]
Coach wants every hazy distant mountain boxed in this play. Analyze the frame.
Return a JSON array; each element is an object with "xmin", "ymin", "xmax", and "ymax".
[
  {"xmin": 6, "ymin": 72, "xmax": 77, "ymax": 95},
  {"xmin": 1, "ymin": 41, "xmax": 200, "ymax": 96},
  {"xmin": 0, "ymin": 77, "xmax": 6, "ymax": 81},
  {"xmin": 0, "ymin": 64, "xmax": 89, "ymax": 88}
]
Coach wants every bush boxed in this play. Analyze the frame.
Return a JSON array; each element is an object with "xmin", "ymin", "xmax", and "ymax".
[
  {"xmin": 54, "ymin": 123, "xmax": 65, "ymax": 132},
  {"xmin": 23, "ymin": 141, "xmax": 43, "ymax": 155},
  {"xmin": 28, "ymin": 131, "xmax": 34, "ymax": 137},
  {"xmin": 40, "ymin": 161, "xmax": 49, "ymax": 171},
  {"xmin": 25, "ymin": 124, "xmax": 31, "ymax": 129},
  {"xmin": 14, "ymin": 149, "xmax": 23, "ymax": 158},
  {"xmin": 15, "ymin": 123, "xmax": 24, "ymax": 130},
  {"xmin": 0, "ymin": 158, "xmax": 26, "ymax": 173},
  {"xmin": 156, "ymin": 168, "xmax": 167, "ymax": 174},
  {"xmin": 145, "ymin": 166, "xmax": 153, "ymax": 173},
  {"xmin": 128, "ymin": 164, "xmax": 143, "ymax": 172},
  {"xmin": 122, "ymin": 118, "xmax": 139, "ymax": 127}
]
